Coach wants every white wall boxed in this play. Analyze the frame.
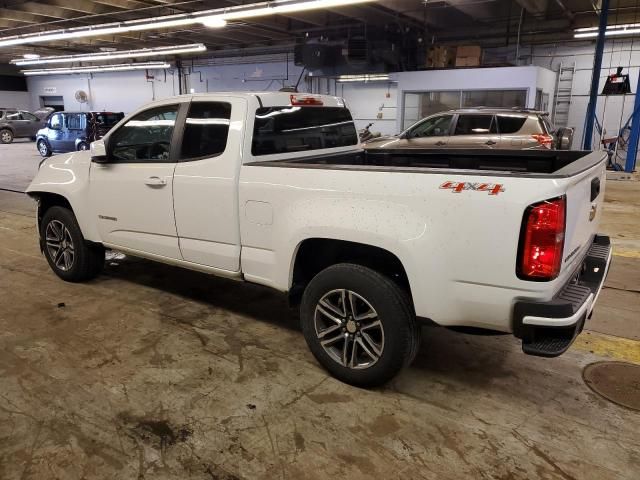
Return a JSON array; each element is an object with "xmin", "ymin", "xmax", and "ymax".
[
  {"xmin": 26, "ymin": 68, "xmax": 177, "ymax": 114},
  {"xmin": 529, "ymin": 38, "xmax": 640, "ymax": 152},
  {"xmin": 337, "ymin": 82, "xmax": 398, "ymax": 135},
  {"xmin": 186, "ymin": 60, "xmax": 304, "ymax": 93},
  {"xmin": 0, "ymin": 91, "xmax": 30, "ymax": 110}
]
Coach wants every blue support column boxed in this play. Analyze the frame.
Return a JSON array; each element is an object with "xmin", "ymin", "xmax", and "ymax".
[
  {"xmin": 625, "ymin": 73, "xmax": 640, "ymax": 172},
  {"xmin": 583, "ymin": 0, "xmax": 610, "ymax": 150}
]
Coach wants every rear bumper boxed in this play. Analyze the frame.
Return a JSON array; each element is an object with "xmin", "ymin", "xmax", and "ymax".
[{"xmin": 513, "ymin": 234, "xmax": 612, "ymax": 357}]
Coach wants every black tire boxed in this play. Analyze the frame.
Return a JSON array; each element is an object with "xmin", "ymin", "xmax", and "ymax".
[
  {"xmin": 300, "ymin": 263, "xmax": 420, "ymax": 387},
  {"xmin": 37, "ymin": 139, "xmax": 51, "ymax": 157},
  {"xmin": 0, "ymin": 128, "xmax": 13, "ymax": 144},
  {"xmin": 40, "ymin": 206, "xmax": 104, "ymax": 282},
  {"xmin": 77, "ymin": 142, "xmax": 89, "ymax": 151}
]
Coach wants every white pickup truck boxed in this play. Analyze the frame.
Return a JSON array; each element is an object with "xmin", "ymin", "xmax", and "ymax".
[{"xmin": 27, "ymin": 92, "xmax": 612, "ymax": 387}]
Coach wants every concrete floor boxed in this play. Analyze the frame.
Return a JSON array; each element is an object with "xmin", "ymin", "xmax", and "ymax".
[{"xmin": 0, "ymin": 140, "xmax": 639, "ymax": 479}]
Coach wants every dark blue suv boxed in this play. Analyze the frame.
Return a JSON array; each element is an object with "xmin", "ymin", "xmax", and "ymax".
[{"xmin": 36, "ymin": 111, "xmax": 124, "ymax": 157}]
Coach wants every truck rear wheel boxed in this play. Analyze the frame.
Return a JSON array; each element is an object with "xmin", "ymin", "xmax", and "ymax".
[
  {"xmin": 300, "ymin": 263, "xmax": 420, "ymax": 387},
  {"xmin": 41, "ymin": 206, "xmax": 104, "ymax": 282}
]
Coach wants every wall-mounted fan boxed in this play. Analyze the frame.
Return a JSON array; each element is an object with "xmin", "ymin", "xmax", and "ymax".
[{"xmin": 75, "ymin": 90, "xmax": 89, "ymax": 104}]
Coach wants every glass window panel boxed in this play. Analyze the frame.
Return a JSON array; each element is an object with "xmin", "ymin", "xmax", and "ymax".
[
  {"xmin": 252, "ymin": 106, "xmax": 358, "ymax": 156},
  {"xmin": 409, "ymin": 115, "xmax": 453, "ymax": 138},
  {"xmin": 462, "ymin": 89, "xmax": 526, "ymax": 109},
  {"xmin": 454, "ymin": 115, "xmax": 496, "ymax": 135},
  {"xmin": 181, "ymin": 102, "xmax": 231, "ymax": 160},
  {"xmin": 110, "ymin": 104, "xmax": 178, "ymax": 163},
  {"xmin": 496, "ymin": 115, "xmax": 527, "ymax": 134}
]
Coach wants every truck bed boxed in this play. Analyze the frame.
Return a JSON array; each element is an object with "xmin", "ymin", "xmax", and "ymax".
[{"xmin": 248, "ymin": 149, "xmax": 605, "ymax": 178}]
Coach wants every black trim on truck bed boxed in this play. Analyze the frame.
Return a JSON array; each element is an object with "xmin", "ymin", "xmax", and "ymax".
[
  {"xmin": 245, "ymin": 149, "xmax": 606, "ymax": 178},
  {"xmin": 512, "ymin": 235, "xmax": 612, "ymax": 357}
]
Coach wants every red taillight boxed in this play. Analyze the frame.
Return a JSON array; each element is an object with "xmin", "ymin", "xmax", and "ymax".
[
  {"xmin": 290, "ymin": 95, "xmax": 323, "ymax": 106},
  {"xmin": 518, "ymin": 196, "xmax": 566, "ymax": 280},
  {"xmin": 531, "ymin": 133, "xmax": 554, "ymax": 149}
]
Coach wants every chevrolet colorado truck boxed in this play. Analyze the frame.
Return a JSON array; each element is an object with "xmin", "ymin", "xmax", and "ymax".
[{"xmin": 27, "ymin": 92, "xmax": 612, "ymax": 387}]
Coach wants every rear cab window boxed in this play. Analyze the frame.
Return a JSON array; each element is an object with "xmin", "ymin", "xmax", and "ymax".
[{"xmin": 252, "ymin": 106, "xmax": 358, "ymax": 156}]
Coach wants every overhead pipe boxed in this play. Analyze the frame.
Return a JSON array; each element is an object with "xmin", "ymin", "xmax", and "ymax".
[{"xmin": 583, "ymin": 0, "xmax": 610, "ymax": 150}]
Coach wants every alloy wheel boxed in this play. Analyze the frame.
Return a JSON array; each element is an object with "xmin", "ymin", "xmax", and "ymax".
[
  {"xmin": 314, "ymin": 289, "xmax": 385, "ymax": 369},
  {"xmin": 45, "ymin": 220, "xmax": 75, "ymax": 271},
  {"xmin": 38, "ymin": 142, "xmax": 48, "ymax": 156},
  {"xmin": 1, "ymin": 131, "xmax": 12, "ymax": 143}
]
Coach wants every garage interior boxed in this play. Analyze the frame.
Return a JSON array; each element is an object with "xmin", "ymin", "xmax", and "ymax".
[{"xmin": 0, "ymin": 1, "xmax": 639, "ymax": 479}]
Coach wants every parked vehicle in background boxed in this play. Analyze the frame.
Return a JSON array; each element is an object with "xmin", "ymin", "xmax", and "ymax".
[
  {"xmin": 0, "ymin": 108, "xmax": 46, "ymax": 144},
  {"xmin": 27, "ymin": 92, "xmax": 610, "ymax": 387},
  {"xmin": 36, "ymin": 111, "xmax": 124, "ymax": 157},
  {"xmin": 32, "ymin": 107, "xmax": 56, "ymax": 120},
  {"xmin": 365, "ymin": 108, "xmax": 574, "ymax": 151}
]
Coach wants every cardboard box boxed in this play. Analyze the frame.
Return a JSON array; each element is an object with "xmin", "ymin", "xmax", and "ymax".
[
  {"xmin": 456, "ymin": 45, "xmax": 481, "ymax": 57},
  {"xmin": 455, "ymin": 56, "xmax": 480, "ymax": 67},
  {"xmin": 455, "ymin": 45, "xmax": 482, "ymax": 67},
  {"xmin": 427, "ymin": 46, "xmax": 456, "ymax": 68}
]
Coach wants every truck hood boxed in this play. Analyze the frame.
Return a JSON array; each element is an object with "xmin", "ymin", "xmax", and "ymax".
[{"xmin": 26, "ymin": 151, "xmax": 92, "ymax": 195}]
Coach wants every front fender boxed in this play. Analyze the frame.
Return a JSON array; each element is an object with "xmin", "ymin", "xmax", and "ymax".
[{"xmin": 26, "ymin": 151, "xmax": 100, "ymax": 242}]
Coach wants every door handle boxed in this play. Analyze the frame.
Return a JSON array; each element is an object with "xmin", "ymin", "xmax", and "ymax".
[
  {"xmin": 145, "ymin": 176, "xmax": 167, "ymax": 187},
  {"xmin": 485, "ymin": 140, "xmax": 497, "ymax": 146},
  {"xmin": 435, "ymin": 141, "xmax": 446, "ymax": 146}
]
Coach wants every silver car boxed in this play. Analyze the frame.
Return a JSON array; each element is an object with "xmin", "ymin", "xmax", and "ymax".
[
  {"xmin": 365, "ymin": 108, "xmax": 573, "ymax": 151},
  {"xmin": 0, "ymin": 109, "xmax": 46, "ymax": 144}
]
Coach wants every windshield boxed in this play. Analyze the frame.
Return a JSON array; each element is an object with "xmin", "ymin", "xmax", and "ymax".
[{"xmin": 95, "ymin": 113, "xmax": 124, "ymax": 126}]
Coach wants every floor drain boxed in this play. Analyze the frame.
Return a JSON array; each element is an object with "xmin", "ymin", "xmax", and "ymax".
[{"xmin": 583, "ymin": 361, "xmax": 640, "ymax": 411}]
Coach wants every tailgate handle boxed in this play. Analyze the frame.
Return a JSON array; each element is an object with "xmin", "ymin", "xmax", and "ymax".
[{"xmin": 590, "ymin": 177, "xmax": 601, "ymax": 201}]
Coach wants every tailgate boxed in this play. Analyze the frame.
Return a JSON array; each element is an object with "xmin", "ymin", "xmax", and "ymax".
[{"xmin": 561, "ymin": 156, "xmax": 607, "ymax": 274}]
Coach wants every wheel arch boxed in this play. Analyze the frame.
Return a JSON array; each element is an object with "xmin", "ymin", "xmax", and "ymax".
[{"xmin": 289, "ymin": 238, "xmax": 412, "ymax": 305}]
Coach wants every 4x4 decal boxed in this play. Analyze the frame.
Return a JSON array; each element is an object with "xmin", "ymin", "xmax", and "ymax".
[{"xmin": 440, "ymin": 181, "xmax": 505, "ymax": 196}]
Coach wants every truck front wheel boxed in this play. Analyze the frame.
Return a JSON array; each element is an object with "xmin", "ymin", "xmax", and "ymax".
[
  {"xmin": 41, "ymin": 206, "xmax": 105, "ymax": 282},
  {"xmin": 300, "ymin": 263, "xmax": 420, "ymax": 387}
]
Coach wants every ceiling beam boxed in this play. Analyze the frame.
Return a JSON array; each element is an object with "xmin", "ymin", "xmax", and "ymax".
[{"xmin": 515, "ymin": 0, "xmax": 550, "ymax": 16}]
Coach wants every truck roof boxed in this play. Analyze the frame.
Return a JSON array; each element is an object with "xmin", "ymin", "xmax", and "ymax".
[{"xmin": 159, "ymin": 91, "xmax": 347, "ymax": 108}]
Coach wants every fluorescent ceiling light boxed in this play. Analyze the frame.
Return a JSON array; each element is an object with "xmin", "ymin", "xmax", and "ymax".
[
  {"xmin": 22, "ymin": 62, "xmax": 170, "ymax": 76},
  {"xmin": 574, "ymin": 23, "xmax": 640, "ymax": 38},
  {"xmin": 336, "ymin": 73, "xmax": 391, "ymax": 82},
  {"xmin": 11, "ymin": 44, "xmax": 205, "ymax": 65},
  {"xmin": 0, "ymin": 0, "xmax": 375, "ymax": 48},
  {"xmin": 201, "ymin": 18, "xmax": 228, "ymax": 28},
  {"xmin": 22, "ymin": 53, "xmax": 40, "ymax": 59}
]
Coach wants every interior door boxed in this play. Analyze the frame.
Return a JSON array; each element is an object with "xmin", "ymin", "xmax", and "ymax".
[
  {"xmin": 89, "ymin": 102, "xmax": 184, "ymax": 259},
  {"xmin": 451, "ymin": 114, "xmax": 499, "ymax": 148},
  {"xmin": 172, "ymin": 97, "xmax": 245, "ymax": 271},
  {"xmin": 47, "ymin": 113, "xmax": 64, "ymax": 151},
  {"xmin": 400, "ymin": 114, "xmax": 454, "ymax": 148}
]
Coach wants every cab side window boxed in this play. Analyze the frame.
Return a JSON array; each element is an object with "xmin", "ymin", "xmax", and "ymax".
[
  {"xmin": 454, "ymin": 115, "xmax": 497, "ymax": 135},
  {"xmin": 21, "ymin": 112, "xmax": 39, "ymax": 121},
  {"xmin": 409, "ymin": 115, "xmax": 453, "ymax": 138},
  {"xmin": 181, "ymin": 102, "xmax": 231, "ymax": 160},
  {"xmin": 109, "ymin": 105, "xmax": 179, "ymax": 163},
  {"xmin": 5, "ymin": 110, "xmax": 21, "ymax": 121},
  {"xmin": 49, "ymin": 113, "xmax": 63, "ymax": 129}
]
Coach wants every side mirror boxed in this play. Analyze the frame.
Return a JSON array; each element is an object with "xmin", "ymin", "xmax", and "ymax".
[{"xmin": 91, "ymin": 139, "xmax": 109, "ymax": 163}]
